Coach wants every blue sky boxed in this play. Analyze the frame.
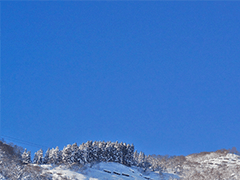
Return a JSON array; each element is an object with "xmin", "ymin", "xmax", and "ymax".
[{"xmin": 1, "ymin": 2, "xmax": 240, "ymax": 157}]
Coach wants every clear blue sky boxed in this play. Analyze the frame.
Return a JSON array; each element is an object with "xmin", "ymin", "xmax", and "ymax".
[{"xmin": 1, "ymin": 2, "xmax": 240, "ymax": 157}]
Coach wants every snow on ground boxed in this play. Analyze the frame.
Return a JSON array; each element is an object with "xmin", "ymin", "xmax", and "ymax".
[
  {"xmin": 40, "ymin": 162, "xmax": 180, "ymax": 180},
  {"xmin": 198, "ymin": 153, "xmax": 240, "ymax": 168},
  {"xmin": 40, "ymin": 164, "xmax": 86, "ymax": 179},
  {"xmin": 186, "ymin": 152, "xmax": 240, "ymax": 168}
]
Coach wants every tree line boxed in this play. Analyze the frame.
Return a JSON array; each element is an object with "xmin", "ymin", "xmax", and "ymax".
[{"xmin": 22, "ymin": 141, "xmax": 139, "ymax": 167}]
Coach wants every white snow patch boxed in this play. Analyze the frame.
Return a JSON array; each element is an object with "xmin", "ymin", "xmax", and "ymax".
[{"xmin": 40, "ymin": 162, "xmax": 179, "ymax": 180}]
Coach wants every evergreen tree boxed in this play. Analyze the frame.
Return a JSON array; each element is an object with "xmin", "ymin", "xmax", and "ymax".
[
  {"xmin": 137, "ymin": 151, "xmax": 149, "ymax": 169},
  {"xmin": 92, "ymin": 141, "xmax": 100, "ymax": 162},
  {"xmin": 53, "ymin": 146, "xmax": 62, "ymax": 164},
  {"xmin": 71, "ymin": 143, "xmax": 78, "ymax": 164},
  {"xmin": 122, "ymin": 143, "xmax": 128, "ymax": 165},
  {"xmin": 98, "ymin": 141, "xmax": 106, "ymax": 162},
  {"xmin": 78, "ymin": 143, "xmax": 86, "ymax": 164},
  {"xmin": 62, "ymin": 144, "xmax": 72, "ymax": 164},
  {"xmin": 43, "ymin": 148, "xmax": 50, "ymax": 164},
  {"xmin": 48, "ymin": 148, "xmax": 55, "ymax": 164},
  {"xmin": 119, "ymin": 142, "xmax": 124, "ymax": 164},
  {"xmin": 33, "ymin": 149, "xmax": 43, "ymax": 164},
  {"xmin": 83, "ymin": 141, "xmax": 94, "ymax": 163},
  {"xmin": 22, "ymin": 149, "xmax": 31, "ymax": 164},
  {"xmin": 128, "ymin": 144, "xmax": 135, "ymax": 166},
  {"xmin": 111, "ymin": 141, "xmax": 118, "ymax": 162},
  {"xmin": 114, "ymin": 142, "xmax": 121, "ymax": 163},
  {"xmin": 139, "ymin": 151, "xmax": 145, "ymax": 164},
  {"xmin": 124, "ymin": 144, "xmax": 130, "ymax": 166},
  {"xmin": 82, "ymin": 142, "xmax": 88, "ymax": 163},
  {"xmin": 105, "ymin": 141, "xmax": 114, "ymax": 162},
  {"xmin": 133, "ymin": 150, "xmax": 139, "ymax": 166}
]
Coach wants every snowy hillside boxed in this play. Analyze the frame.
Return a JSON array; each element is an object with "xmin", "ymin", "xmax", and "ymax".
[
  {"xmin": 181, "ymin": 151, "xmax": 240, "ymax": 179},
  {"xmin": 185, "ymin": 151, "xmax": 240, "ymax": 168},
  {"xmin": 198, "ymin": 153, "xmax": 240, "ymax": 168},
  {"xmin": 1, "ymin": 140, "xmax": 240, "ymax": 179},
  {"xmin": 0, "ymin": 161, "xmax": 179, "ymax": 180},
  {"xmin": 0, "ymin": 140, "xmax": 179, "ymax": 180},
  {"xmin": 39, "ymin": 162, "xmax": 179, "ymax": 180}
]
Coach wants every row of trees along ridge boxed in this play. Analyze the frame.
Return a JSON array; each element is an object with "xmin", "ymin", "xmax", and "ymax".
[{"xmin": 22, "ymin": 141, "xmax": 148, "ymax": 168}]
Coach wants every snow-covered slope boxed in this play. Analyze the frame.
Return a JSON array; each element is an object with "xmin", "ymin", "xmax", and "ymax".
[
  {"xmin": 199, "ymin": 153, "xmax": 240, "ymax": 167},
  {"xmin": 186, "ymin": 152, "xmax": 240, "ymax": 168},
  {"xmin": 39, "ymin": 162, "xmax": 179, "ymax": 180},
  {"xmin": 35, "ymin": 152, "xmax": 240, "ymax": 180},
  {"xmin": 181, "ymin": 152, "xmax": 240, "ymax": 179}
]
